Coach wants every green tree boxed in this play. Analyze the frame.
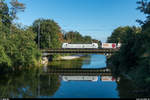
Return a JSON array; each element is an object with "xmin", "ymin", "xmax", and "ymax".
[
  {"xmin": 64, "ymin": 31, "xmax": 100, "ymax": 44},
  {"xmin": 107, "ymin": 26, "xmax": 141, "ymax": 43},
  {"xmin": 0, "ymin": 45, "xmax": 11, "ymax": 67},
  {"xmin": 83, "ymin": 36, "xmax": 92, "ymax": 43},
  {"xmin": 107, "ymin": 0, "xmax": 150, "ymax": 92},
  {"xmin": 136, "ymin": 0, "xmax": 150, "ymax": 24},
  {"xmin": 64, "ymin": 31, "xmax": 83, "ymax": 43},
  {"xmin": 0, "ymin": 0, "xmax": 25, "ymax": 33},
  {"xmin": 10, "ymin": 0, "xmax": 26, "ymax": 20},
  {"xmin": 32, "ymin": 19, "xmax": 61, "ymax": 49}
]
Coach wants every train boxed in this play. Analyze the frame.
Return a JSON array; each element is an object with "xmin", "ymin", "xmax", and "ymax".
[
  {"xmin": 62, "ymin": 43, "xmax": 99, "ymax": 49},
  {"xmin": 62, "ymin": 43, "xmax": 121, "ymax": 49}
]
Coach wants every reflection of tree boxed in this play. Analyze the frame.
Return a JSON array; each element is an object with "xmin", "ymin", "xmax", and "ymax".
[
  {"xmin": 0, "ymin": 70, "xmax": 37, "ymax": 97},
  {"xmin": 39, "ymin": 74, "xmax": 60, "ymax": 96},
  {"xmin": 0, "ymin": 68, "xmax": 61, "ymax": 98},
  {"xmin": 116, "ymin": 76, "xmax": 137, "ymax": 98},
  {"xmin": 48, "ymin": 57, "xmax": 88, "ymax": 69},
  {"xmin": 81, "ymin": 55, "xmax": 91, "ymax": 65},
  {"xmin": 117, "ymin": 76, "xmax": 150, "ymax": 98}
]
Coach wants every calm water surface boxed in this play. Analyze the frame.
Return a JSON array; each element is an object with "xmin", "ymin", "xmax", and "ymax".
[
  {"xmin": 45, "ymin": 54, "xmax": 119, "ymax": 98},
  {"xmin": 0, "ymin": 54, "xmax": 141, "ymax": 98}
]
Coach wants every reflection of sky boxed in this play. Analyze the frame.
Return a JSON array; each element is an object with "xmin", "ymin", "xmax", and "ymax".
[
  {"xmin": 51, "ymin": 76, "xmax": 119, "ymax": 98},
  {"xmin": 38, "ymin": 54, "xmax": 118, "ymax": 98},
  {"xmin": 82, "ymin": 54, "xmax": 106, "ymax": 68}
]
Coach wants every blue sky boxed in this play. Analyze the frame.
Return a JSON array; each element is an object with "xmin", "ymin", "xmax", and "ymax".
[{"xmin": 12, "ymin": 0, "xmax": 145, "ymax": 42}]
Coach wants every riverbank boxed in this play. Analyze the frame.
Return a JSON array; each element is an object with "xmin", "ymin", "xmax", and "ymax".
[
  {"xmin": 41, "ymin": 55, "xmax": 84, "ymax": 67},
  {"xmin": 56, "ymin": 55, "xmax": 85, "ymax": 60},
  {"xmin": 60, "ymin": 55, "xmax": 81, "ymax": 60}
]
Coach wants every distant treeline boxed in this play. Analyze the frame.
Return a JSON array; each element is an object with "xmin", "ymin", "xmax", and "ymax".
[
  {"xmin": 32, "ymin": 19, "xmax": 101, "ymax": 49},
  {"xmin": 0, "ymin": 0, "xmax": 100, "ymax": 72},
  {"xmin": 107, "ymin": 0, "xmax": 150, "ymax": 93}
]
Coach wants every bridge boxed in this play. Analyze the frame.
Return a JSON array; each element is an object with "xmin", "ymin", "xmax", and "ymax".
[
  {"xmin": 41, "ymin": 48, "xmax": 118, "ymax": 56},
  {"xmin": 42, "ymin": 67, "xmax": 112, "ymax": 76}
]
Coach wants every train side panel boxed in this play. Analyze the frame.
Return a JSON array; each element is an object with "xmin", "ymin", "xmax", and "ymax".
[
  {"xmin": 102, "ymin": 43, "xmax": 116, "ymax": 49},
  {"xmin": 62, "ymin": 43, "xmax": 98, "ymax": 48}
]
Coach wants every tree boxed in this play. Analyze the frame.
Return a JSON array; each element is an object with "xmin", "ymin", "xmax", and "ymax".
[
  {"xmin": 106, "ymin": 0, "xmax": 150, "ymax": 94},
  {"xmin": 136, "ymin": 0, "xmax": 150, "ymax": 24},
  {"xmin": 10, "ymin": 0, "xmax": 26, "ymax": 20},
  {"xmin": 0, "ymin": 45, "xmax": 11, "ymax": 67},
  {"xmin": 0, "ymin": 0, "xmax": 25, "ymax": 33},
  {"xmin": 64, "ymin": 31, "xmax": 99, "ymax": 44},
  {"xmin": 107, "ymin": 26, "xmax": 141, "ymax": 43},
  {"xmin": 83, "ymin": 36, "xmax": 92, "ymax": 43},
  {"xmin": 137, "ymin": 0, "xmax": 150, "ymax": 36},
  {"xmin": 32, "ymin": 19, "xmax": 61, "ymax": 49},
  {"xmin": 64, "ymin": 31, "xmax": 83, "ymax": 43},
  {"xmin": 92, "ymin": 39, "xmax": 101, "ymax": 48}
]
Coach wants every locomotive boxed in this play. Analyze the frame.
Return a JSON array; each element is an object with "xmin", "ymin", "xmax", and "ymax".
[{"xmin": 62, "ymin": 43, "xmax": 99, "ymax": 49}]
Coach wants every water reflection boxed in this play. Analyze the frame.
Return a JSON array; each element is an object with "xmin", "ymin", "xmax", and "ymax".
[
  {"xmin": 0, "ymin": 68, "xmax": 149, "ymax": 98},
  {"xmin": 0, "ymin": 69, "xmax": 60, "ymax": 98},
  {"xmin": 61, "ymin": 76, "xmax": 98, "ymax": 82},
  {"xmin": 100, "ymin": 76, "xmax": 120, "ymax": 82},
  {"xmin": 38, "ymin": 74, "xmax": 60, "ymax": 97},
  {"xmin": 0, "ymin": 69, "xmax": 118, "ymax": 98},
  {"xmin": 0, "ymin": 69, "xmax": 40, "ymax": 98},
  {"xmin": 0, "ymin": 54, "xmax": 149, "ymax": 98},
  {"xmin": 117, "ymin": 76, "xmax": 150, "ymax": 98}
]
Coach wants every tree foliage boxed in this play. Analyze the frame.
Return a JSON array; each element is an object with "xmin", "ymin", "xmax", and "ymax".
[
  {"xmin": 107, "ymin": 26, "xmax": 141, "ymax": 43},
  {"xmin": 64, "ymin": 31, "xmax": 101, "ymax": 45},
  {"xmin": 107, "ymin": 0, "xmax": 150, "ymax": 92},
  {"xmin": 0, "ymin": 1, "xmax": 41, "ymax": 72},
  {"xmin": 32, "ymin": 19, "xmax": 61, "ymax": 49},
  {"xmin": 136, "ymin": 0, "xmax": 150, "ymax": 24}
]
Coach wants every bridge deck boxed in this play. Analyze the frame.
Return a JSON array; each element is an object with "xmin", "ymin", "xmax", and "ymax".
[{"xmin": 41, "ymin": 48, "xmax": 118, "ymax": 55}]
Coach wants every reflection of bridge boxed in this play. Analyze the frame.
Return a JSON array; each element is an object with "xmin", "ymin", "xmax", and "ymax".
[
  {"xmin": 41, "ymin": 49, "xmax": 118, "ymax": 56},
  {"xmin": 42, "ymin": 67, "xmax": 112, "ymax": 76}
]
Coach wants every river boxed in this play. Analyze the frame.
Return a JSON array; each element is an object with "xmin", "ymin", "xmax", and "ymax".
[
  {"xmin": 0, "ymin": 54, "xmax": 146, "ymax": 98},
  {"xmin": 44, "ymin": 54, "xmax": 119, "ymax": 98}
]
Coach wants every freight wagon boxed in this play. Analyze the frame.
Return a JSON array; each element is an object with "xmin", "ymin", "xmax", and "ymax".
[{"xmin": 101, "ymin": 43, "xmax": 117, "ymax": 49}]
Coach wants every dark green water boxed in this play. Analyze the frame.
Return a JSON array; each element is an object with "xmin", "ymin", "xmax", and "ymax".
[{"xmin": 0, "ymin": 54, "xmax": 148, "ymax": 98}]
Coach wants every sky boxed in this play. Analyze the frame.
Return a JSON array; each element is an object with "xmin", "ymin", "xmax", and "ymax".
[{"xmin": 11, "ymin": 0, "xmax": 146, "ymax": 42}]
